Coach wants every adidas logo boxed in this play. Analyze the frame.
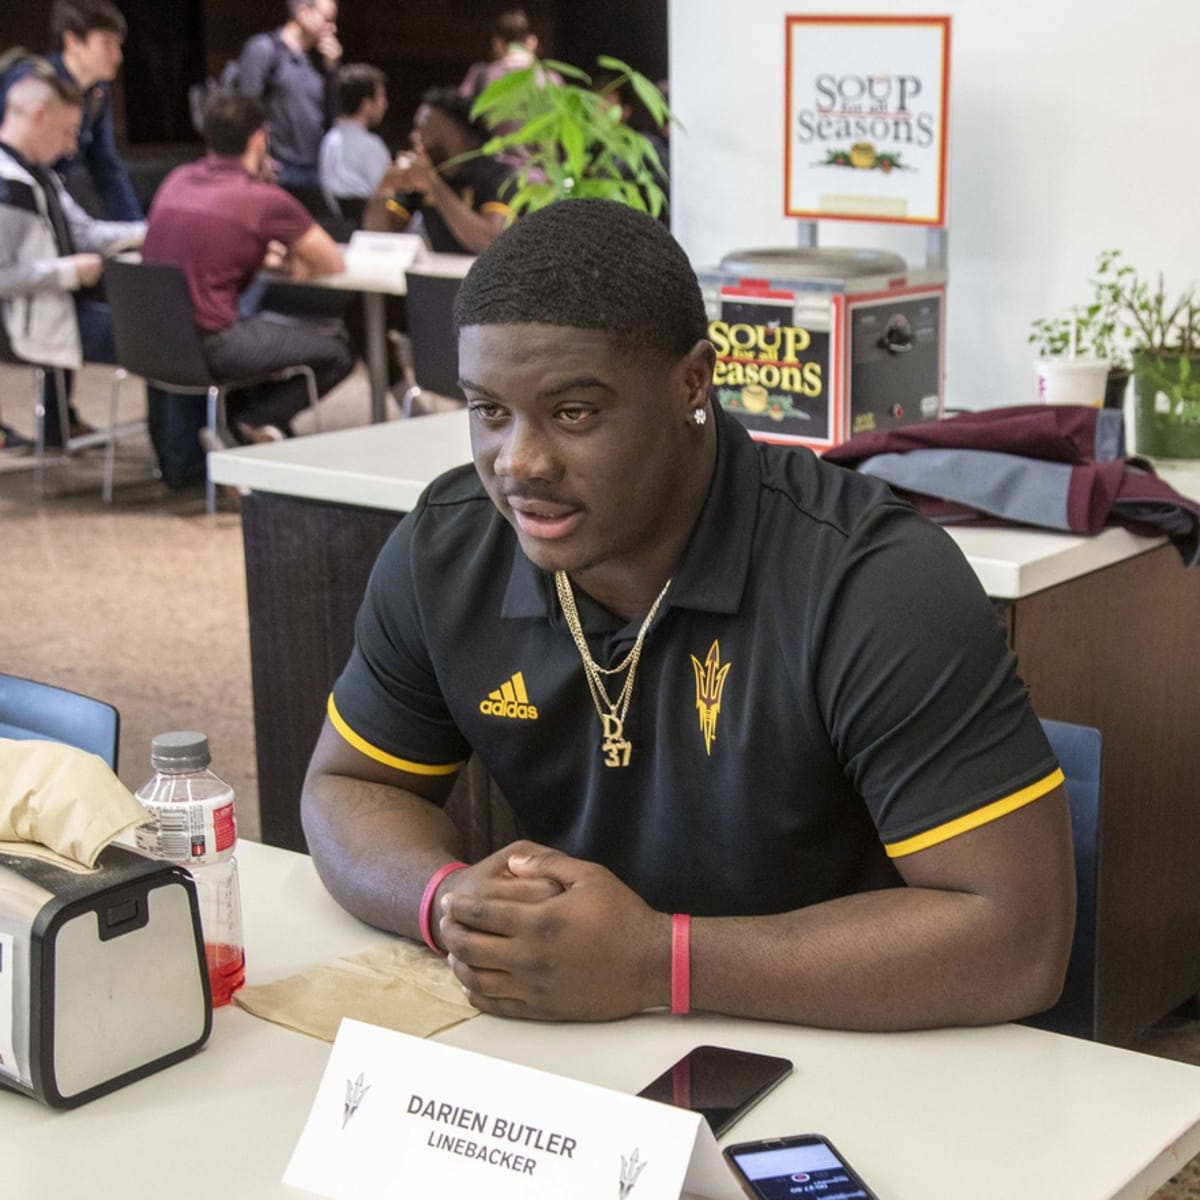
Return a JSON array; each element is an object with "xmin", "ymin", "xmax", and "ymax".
[{"xmin": 479, "ymin": 671, "xmax": 539, "ymax": 720}]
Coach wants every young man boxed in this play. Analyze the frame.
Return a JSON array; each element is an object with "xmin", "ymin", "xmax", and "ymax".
[
  {"xmin": 238, "ymin": 0, "xmax": 342, "ymax": 189},
  {"xmin": 302, "ymin": 200, "xmax": 1076, "ymax": 1032},
  {"xmin": 0, "ymin": 66, "xmax": 144, "ymax": 447},
  {"xmin": 0, "ymin": 0, "xmax": 142, "ymax": 221},
  {"xmin": 364, "ymin": 87, "xmax": 512, "ymax": 256},
  {"xmin": 318, "ymin": 62, "xmax": 390, "ymax": 215},
  {"xmin": 141, "ymin": 91, "xmax": 353, "ymax": 442}
]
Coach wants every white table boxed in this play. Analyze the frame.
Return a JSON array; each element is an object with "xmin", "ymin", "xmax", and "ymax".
[
  {"xmin": 271, "ymin": 252, "xmax": 473, "ymax": 424},
  {"xmin": 6, "ymin": 840, "xmax": 1200, "ymax": 1199}
]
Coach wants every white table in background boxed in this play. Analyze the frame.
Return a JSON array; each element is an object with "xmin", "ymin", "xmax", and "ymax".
[
  {"xmin": 271, "ymin": 252, "xmax": 473, "ymax": 424},
  {"xmin": 6, "ymin": 839, "xmax": 1200, "ymax": 1200}
]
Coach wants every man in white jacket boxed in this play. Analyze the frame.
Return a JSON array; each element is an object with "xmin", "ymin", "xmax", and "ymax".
[{"xmin": 0, "ymin": 64, "xmax": 143, "ymax": 449}]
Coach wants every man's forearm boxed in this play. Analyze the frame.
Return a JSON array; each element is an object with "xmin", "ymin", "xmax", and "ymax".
[
  {"xmin": 425, "ymin": 174, "xmax": 503, "ymax": 254},
  {"xmin": 301, "ymin": 770, "xmax": 464, "ymax": 940},
  {"xmin": 688, "ymin": 884, "xmax": 1068, "ymax": 1030}
]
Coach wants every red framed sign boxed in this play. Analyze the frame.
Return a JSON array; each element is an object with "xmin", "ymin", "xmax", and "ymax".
[{"xmin": 784, "ymin": 15, "xmax": 951, "ymax": 226}]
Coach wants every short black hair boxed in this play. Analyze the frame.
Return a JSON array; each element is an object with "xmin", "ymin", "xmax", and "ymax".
[
  {"xmin": 51, "ymin": 0, "xmax": 127, "ymax": 45},
  {"xmin": 454, "ymin": 199, "xmax": 709, "ymax": 360},
  {"xmin": 419, "ymin": 85, "xmax": 487, "ymax": 144},
  {"xmin": 336, "ymin": 63, "xmax": 386, "ymax": 117},
  {"xmin": 202, "ymin": 91, "xmax": 268, "ymax": 157}
]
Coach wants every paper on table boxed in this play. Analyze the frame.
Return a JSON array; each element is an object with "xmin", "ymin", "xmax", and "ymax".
[
  {"xmin": 0, "ymin": 738, "xmax": 150, "ymax": 873},
  {"xmin": 343, "ymin": 231, "xmax": 425, "ymax": 277},
  {"xmin": 233, "ymin": 940, "xmax": 478, "ymax": 1041}
]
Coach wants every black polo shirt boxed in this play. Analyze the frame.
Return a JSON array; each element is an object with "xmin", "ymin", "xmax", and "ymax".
[{"xmin": 331, "ymin": 406, "xmax": 1061, "ymax": 916}]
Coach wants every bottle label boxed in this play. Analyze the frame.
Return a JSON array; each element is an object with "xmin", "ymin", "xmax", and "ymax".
[{"xmin": 135, "ymin": 791, "xmax": 237, "ymax": 865}]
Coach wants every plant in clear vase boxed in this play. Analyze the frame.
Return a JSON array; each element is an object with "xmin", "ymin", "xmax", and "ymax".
[{"xmin": 1098, "ymin": 250, "xmax": 1200, "ymax": 459}]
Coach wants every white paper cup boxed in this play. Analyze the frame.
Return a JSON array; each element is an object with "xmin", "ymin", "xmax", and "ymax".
[{"xmin": 1034, "ymin": 357, "xmax": 1110, "ymax": 407}]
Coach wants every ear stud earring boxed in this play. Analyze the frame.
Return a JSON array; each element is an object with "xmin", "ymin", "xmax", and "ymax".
[{"xmin": 692, "ymin": 408, "xmax": 708, "ymax": 426}]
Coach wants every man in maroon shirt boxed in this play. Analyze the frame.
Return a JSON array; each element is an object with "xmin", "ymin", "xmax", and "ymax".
[{"xmin": 142, "ymin": 90, "xmax": 353, "ymax": 441}]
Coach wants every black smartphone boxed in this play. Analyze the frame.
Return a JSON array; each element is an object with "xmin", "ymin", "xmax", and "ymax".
[
  {"xmin": 635, "ymin": 1044, "xmax": 793, "ymax": 1138},
  {"xmin": 723, "ymin": 1134, "xmax": 881, "ymax": 1200}
]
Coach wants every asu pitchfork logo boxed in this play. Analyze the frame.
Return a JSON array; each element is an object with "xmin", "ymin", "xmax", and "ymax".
[{"xmin": 690, "ymin": 640, "xmax": 731, "ymax": 755}]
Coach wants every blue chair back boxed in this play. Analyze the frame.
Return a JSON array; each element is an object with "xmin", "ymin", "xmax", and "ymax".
[
  {"xmin": 0, "ymin": 672, "xmax": 120, "ymax": 769},
  {"xmin": 1022, "ymin": 718, "xmax": 1101, "ymax": 1040}
]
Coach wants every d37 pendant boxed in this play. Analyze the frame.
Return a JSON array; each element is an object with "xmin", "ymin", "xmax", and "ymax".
[{"xmin": 601, "ymin": 713, "xmax": 632, "ymax": 768}]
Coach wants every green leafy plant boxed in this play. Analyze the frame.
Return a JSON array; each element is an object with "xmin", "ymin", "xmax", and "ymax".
[
  {"xmin": 1027, "ymin": 250, "xmax": 1136, "ymax": 369},
  {"xmin": 1097, "ymin": 251, "xmax": 1200, "ymax": 449},
  {"xmin": 466, "ymin": 55, "xmax": 677, "ymax": 217},
  {"xmin": 1093, "ymin": 249, "xmax": 1199, "ymax": 356}
]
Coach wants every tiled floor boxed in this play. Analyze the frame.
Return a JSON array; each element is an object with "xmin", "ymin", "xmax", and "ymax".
[
  {"xmin": 0, "ymin": 359, "xmax": 383, "ymax": 839},
  {"xmin": 3, "ymin": 361, "xmax": 1200, "ymax": 1196}
]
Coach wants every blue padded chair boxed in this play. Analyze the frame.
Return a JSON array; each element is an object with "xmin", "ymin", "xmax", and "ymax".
[
  {"xmin": 0, "ymin": 672, "xmax": 120, "ymax": 769},
  {"xmin": 1021, "ymin": 718, "xmax": 1101, "ymax": 1040}
]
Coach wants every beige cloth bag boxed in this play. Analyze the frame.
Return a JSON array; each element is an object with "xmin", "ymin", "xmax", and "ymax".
[{"xmin": 0, "ymin": 738, "xmax": 150, "ymax": 872}]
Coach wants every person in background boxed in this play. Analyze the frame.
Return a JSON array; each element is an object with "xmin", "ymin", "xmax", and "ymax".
[
  {"xmin": 237, "ymin": 0, "xmax": 342, "ymax": 190},
  {"xmin": 364, "ymin": 87, "xmax": 512, "ymax": 256},
  {"xmin": 0, "ymin": 0, "xmax": 142, "ymax": 223},
  {"xmin": 0, "ymin": 67, "xmax": 144, "ymax": 449},
  {"xmin": 318, "ymin": 62, "xmax": 390, "ymax": 217},
  {"xmin": 141, "ymin": 91, "xmax": 353, "ymax": 444},
  {"xmin": 302, "ymin": 199, "xmax": 1075, "ymax": 1032},
  {"xmin": 458, "ymin": 8, "xmax": 551, "ymax": 100}
]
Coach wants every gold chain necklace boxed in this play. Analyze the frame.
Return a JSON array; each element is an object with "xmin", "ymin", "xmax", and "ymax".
[{"xmin": 555, "ymin": 570, "xmax": 672, "ymax": 768}]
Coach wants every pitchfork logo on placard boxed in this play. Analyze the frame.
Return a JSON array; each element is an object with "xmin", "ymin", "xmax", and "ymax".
[
  {"xmin": 618, "ymin": 1146, "xmax": 648, "ymax": 1197},
  {"xmin": 343, "ymin": 1072, "xmax": 371, "ymax": 1128}
]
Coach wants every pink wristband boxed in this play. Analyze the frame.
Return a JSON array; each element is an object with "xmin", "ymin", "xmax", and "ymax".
[
  {"xmin": 671, "ymin": 913, "xmax": 691, "ymax": 1015},
  {"xmin": 419, "ymin": 861, "xmax": 468, "ymax": 956}
]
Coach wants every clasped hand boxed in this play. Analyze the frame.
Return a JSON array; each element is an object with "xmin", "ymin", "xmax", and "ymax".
[{"xmin": 437, "ymin": 841, "xmax": 668, "ymax": 1022}]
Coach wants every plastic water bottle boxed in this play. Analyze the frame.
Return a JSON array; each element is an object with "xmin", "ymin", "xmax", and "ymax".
[{"xmin": 134, "ymin": 731, "xmax": 246, "ymax": 1006}]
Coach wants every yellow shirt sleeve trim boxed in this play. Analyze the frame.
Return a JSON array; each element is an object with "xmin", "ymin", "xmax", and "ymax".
[
  {"xmin": 884, "ymin": 767, "xmax": 1066, "ymax": 859},
  {"xmin": 481, "ymin": 200, "xmax": 514, "ymax": 221},
  {"xmin": 327, "ymin": 694, "xmax": 463, "ymax": 777}
]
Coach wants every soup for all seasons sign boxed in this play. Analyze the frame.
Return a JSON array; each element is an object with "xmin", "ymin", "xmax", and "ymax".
[{"xmin": 784, "ymin": 15, "xmax": 951, "ymax": 226}]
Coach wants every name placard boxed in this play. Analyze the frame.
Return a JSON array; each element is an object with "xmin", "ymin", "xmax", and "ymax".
[{"xmin": 284, "ymin": 1018, "xmax": 743, "ymax": 1200}]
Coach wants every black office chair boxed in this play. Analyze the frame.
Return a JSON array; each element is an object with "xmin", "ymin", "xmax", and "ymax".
[
  {"xmin": 283, "ymin": 183, "xmax": 333, "ymax": 219},
  {"xmin": 401, "ymin": 271, "xmax": 465, "ymax": 418},
  {"xmin": 0, "ymin": 671, "xmax": 120, "ymax": 769},
  {"xmin": 103, "ymin": 258, "xmax": 320, "ymax": 514},
  {"xmin": 1022, "ymin": 717, "xmax": 1101, "ymax": 1040}
]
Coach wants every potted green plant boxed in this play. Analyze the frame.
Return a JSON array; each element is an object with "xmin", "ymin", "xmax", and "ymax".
[
  {"xmin": 1027, "ymin": 310, "xmax": 1111, "ymax": 409},
  {"xmin": 1028, "ymin": 250, "xmax": 1135, "ymax": 409},
  {"xmin": 1097, "ymin": 251, "xmax": 1200, "ymax": 459},
  {"xmin": 465, "ymin": 55, "xmax": 676, "ymax": 217}
]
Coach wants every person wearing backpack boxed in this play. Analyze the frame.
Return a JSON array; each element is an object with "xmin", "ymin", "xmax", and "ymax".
[
  {"xmin": 237, "ymin": 0, "xmax": 342, "ymax": 190},
  {"xmin": 0, "ymin": 0, "xmax": 142, "ymax": 223}
]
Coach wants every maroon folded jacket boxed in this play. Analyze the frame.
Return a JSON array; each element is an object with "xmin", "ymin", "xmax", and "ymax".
[{"xmin": 823, "ymin": 406, "xmax": 1200, "ymax": 566}]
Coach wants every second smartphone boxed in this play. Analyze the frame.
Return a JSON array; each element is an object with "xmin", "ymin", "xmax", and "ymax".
[
  {"xmin": 636, "ymin": 1044, "xmax": 793, "ymax": 1139},
  {"xmin": 723, "ymin": 1133, "xmax": 880, "ymax": 1200}
]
